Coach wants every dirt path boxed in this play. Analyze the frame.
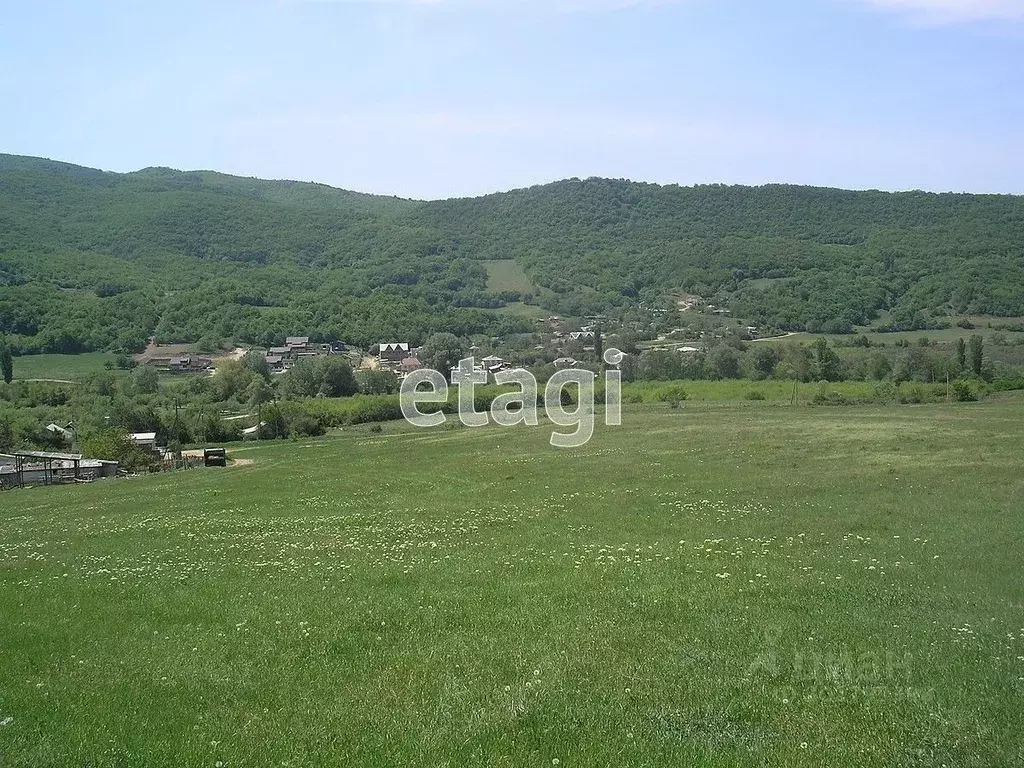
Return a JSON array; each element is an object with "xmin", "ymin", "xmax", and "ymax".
[{"xmin": 748, "ymin": 332, "xmax": 804, "ymax": 343}]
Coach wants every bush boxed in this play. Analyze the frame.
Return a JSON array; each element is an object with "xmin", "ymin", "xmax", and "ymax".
[
  {"xmin": 287, "ymin": 411, "xmax": 326, "ymax": 437},
  {"xmin": 656, "ymin": 384, "xmax": 688, "ymax": 404},
  {"xmin": 951, "ymin": 380, "xmax": 977, "ymax": 402},
  {"xmin": 743, "ymin": 390, "xmax": 766, "ymax": 401},
  {"xmin": 990, "ymin": 377, "xmax": 1024, "ymax": 392},
  {"xmin": 80, "ymin": 429, "xmax": 153, "ymax": 472},
  {"xmin": 811, "ymin": 388, "xmax": 853, "ymax": 406}
]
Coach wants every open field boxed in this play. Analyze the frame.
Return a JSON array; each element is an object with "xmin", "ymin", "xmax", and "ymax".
[
  {"xmin": 10, "ymin": 353, "xmax": 120, "ymax": 381},
  {"xmin": 484, "ymin": 301, "xmax": 549, "ymax": 320},
  {"xmin": 483, "ymin": 259, "xmax": 537, "ymax": 294},
  {"xmin": 0, "ymin": 403, "xmax": 1022, "ymax": 766}
]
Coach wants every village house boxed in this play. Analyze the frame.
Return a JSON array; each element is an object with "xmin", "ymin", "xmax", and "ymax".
[
  {"xmin": 129, "ymin": 432, "xmax": 160, "ymax": 459},
  {"xmin": 398, "ymin": 357, "xmax": 422, "ymax": 376},
  {"xmin": 264, "ymin": 337, "xmax": 337, "ymax": 371},
  {"xmin": 148, "ymin": 355, "xmax": 213, "ymax": 374},
  {"xmin": 379, "ymin": 342, "xmax": 410, "ymax": 364}
]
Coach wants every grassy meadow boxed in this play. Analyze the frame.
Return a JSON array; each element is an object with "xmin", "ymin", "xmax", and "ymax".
[
  {"xmin": 483, "ymin": 259, "xmax": 538, "ymax": 294},
  {"xmin": 0, "ymin": 402, "xmax": 1022, "ymax": 766},
  {"xmin": 10, "ymin": 353, "xmax": 120, "ymax": 381}
]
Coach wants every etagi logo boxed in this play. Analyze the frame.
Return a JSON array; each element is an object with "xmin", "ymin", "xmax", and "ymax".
[{"xmin": 400, "ymin": 348, "xmax": 624, "ymax": 448}]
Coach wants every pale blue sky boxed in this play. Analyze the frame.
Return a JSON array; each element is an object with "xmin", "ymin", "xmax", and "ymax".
[{"xmin": 2, "ymin": 0, "xmax": 1022, "ymax": 198}]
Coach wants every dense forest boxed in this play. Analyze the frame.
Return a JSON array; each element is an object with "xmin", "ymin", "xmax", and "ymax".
[{"xmin": 2, "ymin": 154, "xmax": 1023, "ymax": 353}]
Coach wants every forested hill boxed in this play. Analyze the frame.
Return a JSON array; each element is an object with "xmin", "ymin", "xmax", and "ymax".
[{"xmin": 2, "ymin": 153, "xmax": 1023, "ymax": 353}]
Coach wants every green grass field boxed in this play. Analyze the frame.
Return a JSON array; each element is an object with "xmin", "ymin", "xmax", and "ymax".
[
  {"xmin": 484, "ymin": 301, "xmax": 549, "ymax": 320},
  {"xmin": 484, "ymin": 259, "xmax": 537, "ymax": 294},
  {"xmin": 1, "ymin": 403, "xmax": 1022, "ymax": 766},
  {"xmin": 11, "ymin": 353, "xmax": 120, "ymax": 381}
]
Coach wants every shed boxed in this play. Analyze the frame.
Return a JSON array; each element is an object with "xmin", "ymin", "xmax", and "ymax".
[{"xmin": 0, "ymin": 450, "xmax": 84, "ymax": 487}]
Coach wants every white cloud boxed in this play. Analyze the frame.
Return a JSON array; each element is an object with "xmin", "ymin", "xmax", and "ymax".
[{"xmin": 857, "ymin": 0, "xmax": 1024, "ymax": 23}]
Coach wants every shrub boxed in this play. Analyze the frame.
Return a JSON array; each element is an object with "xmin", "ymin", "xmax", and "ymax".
[
  {"xmin": 951, "ymin": 380, "xmax": 977, "ymax": 402},
  {"xmin": 811, "ymin": 389, "xmax": 853, "ymax": 406},
  {"xmin": 900, "ymin": 384, "xmax": 926, "ymax": 404},
  {"xmin": 744, "ymin": 390, "xmax": 766, "ymax": 401},
  {"xmin": 990, "ymin": 377, "xmax": 1024, "ymax": 392},
  {"xmin": 656, "ymin": 384, "xmax": 688, "ymax": 404}
]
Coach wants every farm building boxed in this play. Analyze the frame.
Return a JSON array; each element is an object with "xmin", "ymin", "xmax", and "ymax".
[
  {"xmin": 148, "ymin": 355, "xmax": 213, "ymax": 373},
  {"xmin": 129, "ymin": 432, "xmax": 161, "ymax": 458},
  {"xmin": 481, "ymin": 355, "xmax": 507, "ymax": 374},
  {"xmin": 45, "ymin": 422, "xmax": 76, "ymax": 446},
  {"xmin": 0, "ymin": 451, "xmax": 117, "ymax": 488}
]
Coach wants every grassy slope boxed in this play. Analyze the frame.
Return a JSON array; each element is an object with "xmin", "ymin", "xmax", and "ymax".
[
  {"xmin": 10, "ymin": 352, "xmax": 119, "ymax": 380},
  {"xmin": 0, "ymin": 403, "xmax": 1022, "ymax": 766},
  {"xmin": 484, "ymin": 259, "xmax": 538, "ymax": 294}
]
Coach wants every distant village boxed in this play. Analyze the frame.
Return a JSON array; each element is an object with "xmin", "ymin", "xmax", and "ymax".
[{"xmin": 2, "ymin": 295, "xmax": 765, "ymax": 490}]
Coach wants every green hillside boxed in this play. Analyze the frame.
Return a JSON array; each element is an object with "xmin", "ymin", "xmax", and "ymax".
[{"xmin": 2, "ymin": 154, "xmax": 1023, "ymax": 353}]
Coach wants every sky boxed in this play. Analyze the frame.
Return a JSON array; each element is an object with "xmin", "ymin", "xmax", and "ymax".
[{"xmin": 1, "ymin": 0, "xmax": 1022, "ymax": 199}]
